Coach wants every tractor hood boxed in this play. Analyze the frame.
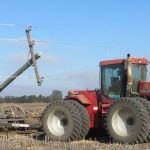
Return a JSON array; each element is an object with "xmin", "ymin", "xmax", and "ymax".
[{"xmin": 139, "ymin": 81, "xmax": 150, "ymax": 97}]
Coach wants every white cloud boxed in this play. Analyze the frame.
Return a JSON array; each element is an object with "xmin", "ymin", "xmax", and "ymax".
[
  {"xmin": 0, "ymin": 37, "xmax": 49, "ymax": 46},
  {"xmin": 51, "ymin": 70, "xmax": 100, "ymax": 90},
  {"xmin": 0, "ymin": 69, "xmax": 99, "ymax": 96},
  {"xmin": 9, "ymin": 52, "xmax": 27, "ymax": 63},
  {"xmin": 41, "ymin": 53, "xmax": 61, "ymax": 63},
  {"xmin": 9, "ymin": 52, "xmax": 61, "ymax": 64}
]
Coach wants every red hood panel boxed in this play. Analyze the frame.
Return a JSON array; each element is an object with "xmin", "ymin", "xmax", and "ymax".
[{"xmin": 139, "ymin": 81, "xmax": 150, "ymax": 96}]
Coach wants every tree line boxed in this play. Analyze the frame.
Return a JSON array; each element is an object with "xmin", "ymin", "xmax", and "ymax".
[{"xmin": 0, "ymin": 90, "xmax": 63, "ymax": 103}]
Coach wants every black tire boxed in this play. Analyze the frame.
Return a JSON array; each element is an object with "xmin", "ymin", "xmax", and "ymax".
[
  {"xmin": 105, "ymin": 98, "xmax": 149, "ymax": 144},
  {"xmin": 136, "ymin": 97, "xmax": 150, "ymax": 141},
  {"xmin": 68, "ymin": 100, "xmax": 90, "ymax": 140},
  {"xmin": 42, "ymin": 101, "xmax": 82, "ymax": 141}
]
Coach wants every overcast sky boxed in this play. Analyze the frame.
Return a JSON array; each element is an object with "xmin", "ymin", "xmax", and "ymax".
[{"xmin": 0, "ymin": 0, "xmax": 150, "ymax": 96}]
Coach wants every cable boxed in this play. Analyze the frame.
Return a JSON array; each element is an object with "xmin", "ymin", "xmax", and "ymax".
[
  {"xmin": 0, "ymin": 23, "xmax": 147, "ymax": 51},
  {"xmin": 0, "ymin": 23, "xmax": 16, "ymax": 27},
  {"xmin": 0, "ymin": 23, "xmax": 48, "ymax": 30},
  {"xmin": 0, "ymin": 38, "xmax": 48, "ymax": 44},
  {"xmin": 0, "ymin": 72, "xmax": 69, "ymax": 80}
]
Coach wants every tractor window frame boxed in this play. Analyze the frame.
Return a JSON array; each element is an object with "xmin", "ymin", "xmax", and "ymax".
[{"xmin": 101, "ymin": 63, "xmax": 124, "ymax": 99}]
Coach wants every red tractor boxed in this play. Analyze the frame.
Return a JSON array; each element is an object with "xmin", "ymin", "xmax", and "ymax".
[{"xmin": 42, "ymin": 54, "xmax": 150, "ymax": 144}]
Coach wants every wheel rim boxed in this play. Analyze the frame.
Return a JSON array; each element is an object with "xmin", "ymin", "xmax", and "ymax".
[
  {"xmin": 112, "ymin": 108, "xmax": 135, "ymax": 137},
  {"xmin": 47, "ymin": 110, "xmax": 68, "ymax": 136}
]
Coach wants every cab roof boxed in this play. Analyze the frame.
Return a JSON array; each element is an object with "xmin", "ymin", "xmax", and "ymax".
[{"xmin": 100, "ymin": 57, "xmax": 149, "ymax": 66}]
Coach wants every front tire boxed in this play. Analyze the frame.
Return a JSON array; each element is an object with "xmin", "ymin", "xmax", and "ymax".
[{"xmin": 42, "ymin": 101, "xmax": 82, "ymax": 141}]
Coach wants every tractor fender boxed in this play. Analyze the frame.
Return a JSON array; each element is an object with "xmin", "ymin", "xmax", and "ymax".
[{"xmin": 65, "ymin": 94, "xmax": 92, "ymax": 105}]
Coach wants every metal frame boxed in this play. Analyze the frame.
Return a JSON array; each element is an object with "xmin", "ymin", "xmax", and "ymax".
[{"xmin": 0, "ymin": 27, "xmax": 43, "ymax": 130}]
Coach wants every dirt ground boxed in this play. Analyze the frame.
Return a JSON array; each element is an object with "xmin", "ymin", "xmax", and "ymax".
[{"xmin": 0, "ymin": 103, "xmax": 149, "ymax": 150}]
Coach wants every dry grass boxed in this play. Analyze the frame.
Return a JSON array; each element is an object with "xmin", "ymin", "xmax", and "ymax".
[{"xmin": 0, "ymin": 132, "xmax": 149, "ymax": 150}]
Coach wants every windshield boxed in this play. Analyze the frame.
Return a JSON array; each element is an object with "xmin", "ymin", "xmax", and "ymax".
[{"xmin": 132, "ymin": 64, "xmax": 147, "ymax": 81}]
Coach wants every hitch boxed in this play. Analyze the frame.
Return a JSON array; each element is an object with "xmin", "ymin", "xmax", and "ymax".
[{"xmin": 26, "ymin": 26, "xmax": 43, "ymax": 86}]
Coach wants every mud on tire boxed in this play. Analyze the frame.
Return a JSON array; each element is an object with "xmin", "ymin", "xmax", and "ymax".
[
  {"xmin": 105, "ymin": 98, "xmax": 149, "ymax": 144},
  {"xmin": 42, "ymin": 101, "xmax": 82, "ymax": 141}
]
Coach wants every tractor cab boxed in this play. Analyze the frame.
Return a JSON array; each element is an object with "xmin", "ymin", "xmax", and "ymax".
[{"xmin": 100, "ymin": 55, "xmax": 149, "ymax": 99}]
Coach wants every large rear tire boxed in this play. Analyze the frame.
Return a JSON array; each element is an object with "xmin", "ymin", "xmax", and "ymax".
[
  {"xmin": 105, "ymin": 98, "xmax": 149, "ymax": 144},
  {"xmin": 42, "ymin": 101, "xmax": 82, "ymax": 141}
]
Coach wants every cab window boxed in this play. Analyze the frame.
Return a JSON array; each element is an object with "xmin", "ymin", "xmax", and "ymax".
[{"xmin": 101, "ymin": 64, "xmax": 123, "ymax": 99}]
